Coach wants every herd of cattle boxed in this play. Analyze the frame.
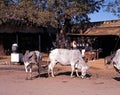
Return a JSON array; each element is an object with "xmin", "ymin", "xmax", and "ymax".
[{"xmin": 22, "ymin": 48, "xmax": 120, "ymax": 80}]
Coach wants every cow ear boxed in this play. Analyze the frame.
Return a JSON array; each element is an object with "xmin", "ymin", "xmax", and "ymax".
[
  {"xmin": 26, "ymin": 50, "xmax": 30, "ymax": 54},
  {"xmin": 26, "ymin": 50, "xmax": 29, "ymax": 52},
  {"xmin": 113, "ymin": 62, "xmax": 116, "ymax": 65}
]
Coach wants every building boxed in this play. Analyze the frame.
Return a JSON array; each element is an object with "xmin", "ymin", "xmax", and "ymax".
[
  {"xmin": 0, "ymin": 19, "xmax": 55, "ymax": 55},
  {"xmin": 67, "ymin": 20, "xmax": 120, "ymax": 57}
]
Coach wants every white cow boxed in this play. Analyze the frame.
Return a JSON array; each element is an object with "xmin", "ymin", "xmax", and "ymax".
[
  {"xmin": 22, "ymin": 50, "xmax": 42, "ymax": 80},
  {"xmin": 48, "ymin": 49, "xmax": 89, "ymax": 78},
  {"xmin": 111, "ymin": 49, "xmax": 120, "ymax": 73}
]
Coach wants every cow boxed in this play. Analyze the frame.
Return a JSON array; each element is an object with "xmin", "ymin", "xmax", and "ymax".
[
  {"xmin": 111, "ymin": 49, "xmax": 120, "ymax": 73},
  {"xmin": 22, "ymin": 50, "xmax": 42, "ymax": 80},
  {"xmin": 104, "ymin": 52, "xmax": 115, "ymax": 65},
  {"xmin": 84, "ymin": 51, "xmax": 96, "ymax": 62},
  {"xmin": 48, "ymin": 49, "xmax": 89, "ymax": 78}
]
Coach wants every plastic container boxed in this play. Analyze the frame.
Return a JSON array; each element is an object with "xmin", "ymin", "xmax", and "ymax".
[{"xmin": 11, "ymin": 53, "xmax": 20, "ymax": 63}]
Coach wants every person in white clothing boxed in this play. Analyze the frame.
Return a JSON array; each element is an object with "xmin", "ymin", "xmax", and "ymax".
[{"xmin": 72, "ymin": 40, "xmax": 77, "ymax": 49}]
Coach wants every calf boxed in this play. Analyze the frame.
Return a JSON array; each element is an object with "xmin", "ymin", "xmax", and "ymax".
[
  {"xmin": 104, "ymin": 53, "xmax": 115, "ymax": 65},
  {"xmin": 84, "ymin": 51, "xmax": 96, "ymax": 62},
  {"xmin": 22, "ymin": 50, "xmax": 42, "ymax": 80},
  {"xmin": 48, "ymin": 49, "xmax": 89, "ymax": 78}
]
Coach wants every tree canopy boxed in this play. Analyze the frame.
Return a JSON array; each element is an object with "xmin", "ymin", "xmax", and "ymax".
[
  {"xmin": 103, "ymin": 0, "xmax": 120, "ymax": 18},
  {"xmin": 0, "ymin": 0, "xmax": 104, "ymax": 28}
]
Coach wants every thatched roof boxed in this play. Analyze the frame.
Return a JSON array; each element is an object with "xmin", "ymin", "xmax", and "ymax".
[
  {"xmin": 0, "ymin": 18, "xmax": 45, "ymax": 33},
  {"xmin": 0, "ymin": 23, "xmax": 44, "ymax": 34},
  {"xmin": 67, "ymin": 20, "xmax": 120, "ymax": 37},
  {"xmin": 84, "ymin": 26, "xmax": 120, "ymax": 36},
  {"xmin": 84, "ymin": 20, "xmax": 120, "ymax": 36}
]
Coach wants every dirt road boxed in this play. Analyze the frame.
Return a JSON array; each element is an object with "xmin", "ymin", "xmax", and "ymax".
[{"xmin": 0, "ymin": 58, "xmax": 120, "ymax": 95}]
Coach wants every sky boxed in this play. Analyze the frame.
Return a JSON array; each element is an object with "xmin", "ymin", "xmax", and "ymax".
[
  {"xmin": 89, "ymin": 9, "xmax": 119, "ymax": 22},
  {"xmin": 88, "ymin": 0, "xmax": 120, "ymax": 22}
]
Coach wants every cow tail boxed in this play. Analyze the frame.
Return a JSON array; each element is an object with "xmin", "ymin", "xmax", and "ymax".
[
  {"xmin": 42, "ymin": 58, "xmax": 50, "ymax": 69},
  {"xmin": 47, "ymin": 58, "xmax": 50, "ymax": 66}
]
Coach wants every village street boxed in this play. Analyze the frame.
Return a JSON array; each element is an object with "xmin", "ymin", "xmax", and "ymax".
[{"xmin": 0, "ymin": 57, "xmax": 120, "ymax": 95}]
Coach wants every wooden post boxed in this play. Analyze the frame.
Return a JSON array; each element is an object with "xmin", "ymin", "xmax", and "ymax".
[
  {"xmin": 96, "ymin": 49, "xmax": 99, "ymax": 59},
  {"xmin": 16, "ymin": 33, "xmax": 19, "ymax": 45},
  {"xmin": 38, "ymin": 34, "xmax": 41, "ymax": 51}
]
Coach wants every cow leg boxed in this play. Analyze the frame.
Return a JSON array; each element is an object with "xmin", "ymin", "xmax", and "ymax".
[
  {"xmin": 37, "ymin": 62, "xmax": 41, "ymax": 77},
  {"xmin": 25, "ymin": 65, "xmax": 29, "ymax": 80},
  {"xmin": 29, "ymin": 65, "xmax": 33, "ymax": 80},
  {"xmin": 75, "ymin": 64, "xmax": 80, "ymax": 77},
  {"xmin": 48, "ymin": 65, "xmax": 50, "ymax": 77},
  {"xmin": 24, "ymin": 62, "xmax": 31, "ymax": 80},
  {"xmin": 71, "ymin": 65, "xmax": 75, "ymax": 77},
  {"xmin": 75, "ymin": 69, "xmax": 80, "ymax": 77},
  {"xmin": 48, "ymin": 63, "xmax": 54, "ymax": 77},
  {"xmin": 48, "ymin": 63, "xmax": 51, "ymax": 77},
  {"xmin": 48, "ymin": 62, "xmax": 55, "ymax": 77}
]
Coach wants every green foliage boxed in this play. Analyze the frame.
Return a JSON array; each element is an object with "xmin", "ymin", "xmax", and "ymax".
[
  {"xmin": 0, "ymin": 0, "xmax": 104, "ymax": 27},
  {"xmin": 103, "ymin": 0, "xmax": 120, "ymax": 18}
]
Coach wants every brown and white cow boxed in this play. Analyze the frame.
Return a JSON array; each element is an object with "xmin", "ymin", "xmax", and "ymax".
[
  {"xmin": 48, "ymin": 49, "xmax": 89, "ymax": 78},
  {"xmin": 22, "ymin": 50, "xmax": 42, "ymax": 80}
]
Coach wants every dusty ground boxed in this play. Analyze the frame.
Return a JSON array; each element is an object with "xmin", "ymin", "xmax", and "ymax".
[{"xmin": 0, "ymin": 55, "xmax": 120, "ymax": 95}]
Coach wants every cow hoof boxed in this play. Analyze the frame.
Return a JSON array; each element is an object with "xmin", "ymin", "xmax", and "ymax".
[
  {"xmin": 51, "ymin": 74, "xmax": 55, "ymax": 78},
  {"xmin": 77, "ymin": 75, "xmax": 80, "ymax": 78},
  {"xmin": 29, "ymin": 78, "xmax": 32, "ymax": 80},
  {"xmin": 25, "ymin": 77, "xmax": 28, "ymax": 80},
  {"xmin": 38, "ymin": 75, "xmax": 40, "ymax": 77},
  {"xmin": 80, "ymin": 75, "xmax": 86, "ymax": 79},
  {"xmin": 71, "ymin": 76, "xmax": 75, "ymax": 78}
]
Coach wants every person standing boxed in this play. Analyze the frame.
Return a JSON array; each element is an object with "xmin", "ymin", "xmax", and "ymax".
[
  {"xmin": 12, "ymin": 43, "xmax": 18, "ymax": 53},
  {"xmin": 72, "ymin": 40, "xmax": 77, "ymax": 49}
]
